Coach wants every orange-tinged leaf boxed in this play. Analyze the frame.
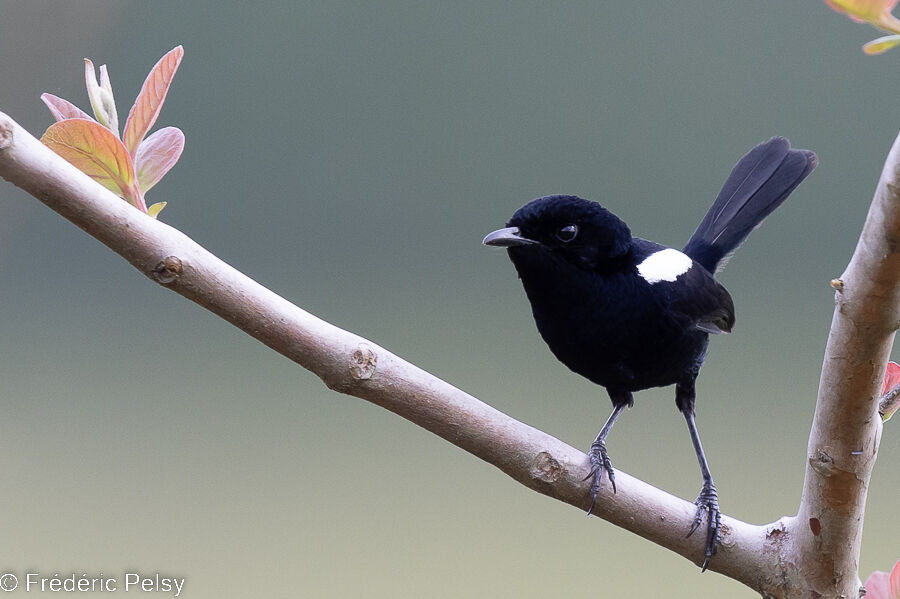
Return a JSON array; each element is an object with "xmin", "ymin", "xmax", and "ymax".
[
  {"xmin": 40, "ymin": 93, "xmax": 94, "ymax": 122},
  {"xmin": 825, "ymin": 0, "xmax": 894, "ymax": 22},
  {"xmin": 864, "ymin": 34, "xmax": 900, "ymax": 53},
  {"xmin": 41, "ymin": 118, "xmax": 141, "ymax": 207},
  {"xmin": 135, "ymin": 126, "xmax": 184, "ymax": 193},
  {"xmin": 123, "ymin": 46, "xmax": 184, "ymax": 157},
  {"xmin": 825, "ymin": 0, "xmax": 865, "ymax": 22}
]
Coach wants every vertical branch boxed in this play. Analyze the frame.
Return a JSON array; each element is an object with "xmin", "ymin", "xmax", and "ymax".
[{"xmin": 792, "ymin": 132, "xmax": 900, "ymax": 597}]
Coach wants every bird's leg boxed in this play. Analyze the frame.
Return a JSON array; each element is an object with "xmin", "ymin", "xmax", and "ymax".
[
  {"xmin": 677, "ymin": 381, "xmax": 720, "ymax": 572},
  {"xmin": 586, "ymin": 395, "xmax": 631, "ymax": 514},
  {"xmin": 685, "ymin": 410, "xmax": 720, "ymax": 571}
]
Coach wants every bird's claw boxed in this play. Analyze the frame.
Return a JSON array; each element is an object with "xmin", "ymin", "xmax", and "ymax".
[
  {"xmin": 585, "ymin": 441, "xmax": 616, "ymax": 515},
  {"xmin": 687, "ymin": 482, "xmax": 721, "ymax": 571}
]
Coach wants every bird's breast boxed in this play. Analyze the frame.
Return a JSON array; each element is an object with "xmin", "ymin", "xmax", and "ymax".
[{"xmin": 515, "ymin": 259, "xmax": 706, "ymax": 391}]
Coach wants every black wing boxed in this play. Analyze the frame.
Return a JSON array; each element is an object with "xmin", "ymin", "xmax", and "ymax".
[
  {"xmin": 631, "ymin": 239, "xmax": 735, "ymax": 335},
  {"xmin": 671, "ymin": 263, "xmax": 735, "ymax": 335}
]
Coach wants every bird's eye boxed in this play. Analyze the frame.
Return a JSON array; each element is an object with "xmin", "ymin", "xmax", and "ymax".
[{"xmin": 556, "ymin": 224, "xmax": 578, "ymax": 243}]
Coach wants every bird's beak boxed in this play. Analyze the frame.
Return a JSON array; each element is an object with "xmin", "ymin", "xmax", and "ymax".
[{"xmin": 482, "ymin": 227, "xmax": 538, "ymax": 247}]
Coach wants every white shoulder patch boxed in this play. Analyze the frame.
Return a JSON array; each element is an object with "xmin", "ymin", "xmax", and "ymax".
[{"xmin": 636, "ymin": 248, "xmax": 693, "ymax": 284}]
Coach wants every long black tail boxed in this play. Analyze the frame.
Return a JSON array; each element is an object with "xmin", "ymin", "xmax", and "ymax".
[{"xmin": 683, "ymin": 137, "xmax": 817, "ymax": 274}]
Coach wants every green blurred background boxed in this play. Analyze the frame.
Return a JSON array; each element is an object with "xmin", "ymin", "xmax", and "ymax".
[{"xmin": 1, "ymin": 1, "xmax": 898, "ymax": 596}]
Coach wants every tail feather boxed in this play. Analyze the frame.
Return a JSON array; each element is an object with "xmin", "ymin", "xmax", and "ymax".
[{"xmin": 683, "ymin": 137, "xmax": 817, "ymax": 274}]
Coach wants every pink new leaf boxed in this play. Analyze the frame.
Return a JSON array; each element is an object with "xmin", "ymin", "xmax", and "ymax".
[
  {"xmin": 123, "ymin": 46, "xmax": 184, "ymax": 157},
  {"xmin": 84, "ymin": 59, "xmax": 119, "ymax": 138},
  {"xmin": 41, "ymin": 118, "xmax": 144, "ymax": 210},
  {"xmin": 892, "ymin": 561, "xmax": 900, "ymax": 599},
  {"xmin": 884, "ymin": 362, "xmax": 900, "ymax": 395},
  {"xmin": 880, "ymin": 362, "xmax": 900, "ymax": 421},
  {"xmin": 40, "ymin": 93, "xmax": 94, "ymax": 122},
  {"xmin": 865, "ymin": 560, "xmax": 900, "ymax": 599},
  {"xmin": 135, "ymin": 126, "xmax": 185, "ymax": 193},
  {"xmin": 867, "ymin": 572, "xmax": 892, "ymax": 599}
]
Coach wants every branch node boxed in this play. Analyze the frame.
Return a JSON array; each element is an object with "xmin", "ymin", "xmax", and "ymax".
[
  {"xmin": 765, "ymin": 520, "xmax": 787, "ymax": 541},
  {"xmin": 152, "ymin": 256, "xmax": 183, "ymax": 284},
  {"xmin": 349, "ymin": 343, "xmax": 377, "ymax": 380},
  {"xmin": 830, "ymin": 278, "xmax": 844, "ymax": 292},
  {"xmin": 809, "ymin": 448, "xmax": 834, "ymax": 478},
  {"xmin": 530, "ymin": 451, "xmax": 564, "ymax": 483}
]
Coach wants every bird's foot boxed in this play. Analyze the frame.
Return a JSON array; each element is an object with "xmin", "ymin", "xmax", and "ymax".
[
  {"xmin": 687, "ymin": 482, "xmax": 721, "ymax": 571},
  {"xmin": 584, "ymin": 441, "xmax": 616, "ymax": 515}
]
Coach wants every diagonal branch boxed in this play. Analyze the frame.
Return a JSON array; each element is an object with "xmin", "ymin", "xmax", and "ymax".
[{"xmin": 0, "ymin": 110, "xmax": 785, "ymax": 589}]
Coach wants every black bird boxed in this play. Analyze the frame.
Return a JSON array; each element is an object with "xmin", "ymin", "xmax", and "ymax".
[{"xmin": 483, "ymin": 137, "xmax": 816, "ymax": 569}]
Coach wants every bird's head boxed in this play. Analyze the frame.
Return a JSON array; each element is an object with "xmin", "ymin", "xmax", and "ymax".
[{"xmin": 483, "ymin": 195, "xmax": 632, "ymax": 270}]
